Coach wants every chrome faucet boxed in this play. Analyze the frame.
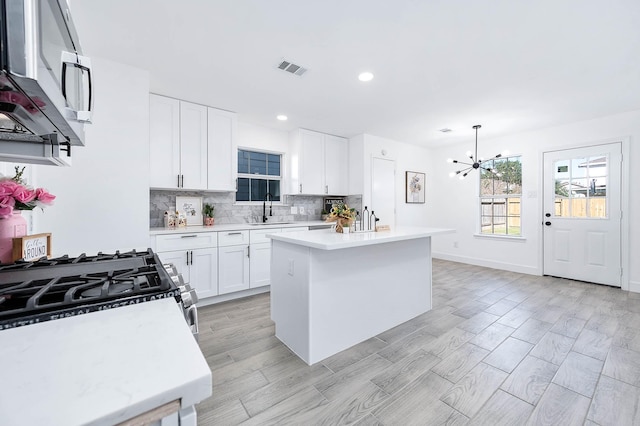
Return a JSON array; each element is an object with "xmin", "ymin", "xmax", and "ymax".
[{"xmin": 262, "ymin": 192, "xmax": 273, "ymax": 223}]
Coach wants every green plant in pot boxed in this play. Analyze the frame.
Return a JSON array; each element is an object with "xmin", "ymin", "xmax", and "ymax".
[
  {"xmin": 321, "ymin": 209, "xmax": 328, "ymax": 221},
  {"xmin": 203, "ymin": 203, "xmax": 215, "ymax": 226}
]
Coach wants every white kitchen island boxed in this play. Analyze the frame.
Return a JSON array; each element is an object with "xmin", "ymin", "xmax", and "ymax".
[{"xmin": 268, "ymin": 226, "xmax": 454, "ymax": 365}]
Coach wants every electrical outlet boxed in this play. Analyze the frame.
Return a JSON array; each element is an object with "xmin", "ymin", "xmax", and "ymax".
[
  {"xmin": 290, "ymin": 206, "xmax": 298, "ymax": 214},
  {"xmin": 299, "ymin": 206, "xmax": 305, "ymax": 214}
]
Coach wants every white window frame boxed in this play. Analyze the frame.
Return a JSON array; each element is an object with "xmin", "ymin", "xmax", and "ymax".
[
  {"xmin": 477, "ymin": 155, "xmax": 523, "ymax": 238},
  {"xmin": 236, "ymin": 148, "xmax": 284, "ymax": 204}
]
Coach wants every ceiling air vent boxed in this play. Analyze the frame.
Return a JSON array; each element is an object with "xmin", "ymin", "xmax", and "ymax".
[
  {"xmin": 277, "ymin": 60, "xmax": 307, "ymax": 76},
  {"xmin": 439, "ymin": 128, "xmax": 452, "ymax": 133}
]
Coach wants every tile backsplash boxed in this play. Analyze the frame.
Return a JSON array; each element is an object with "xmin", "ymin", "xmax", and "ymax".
[{"xmin": 150, "ymin": 190, "xmax": 362, "ymax": 228}]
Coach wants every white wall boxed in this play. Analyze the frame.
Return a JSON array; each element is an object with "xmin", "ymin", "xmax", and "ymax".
[
  {"xmin": 33, "ymin": 58, "xmax": 150, "ymax": 256},
  {"xmin": 350, "ymin": 134, "xmax": 434, "ymax": 227},
  {"xmin": 429, "ymin": 109, "xmax": 640, "ymax": 291},
  {"xmin": 236, "ymin": 122, "xmax": 289, "ymax": 153}
]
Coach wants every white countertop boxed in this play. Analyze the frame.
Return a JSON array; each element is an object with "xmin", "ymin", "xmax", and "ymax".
[
  {"xmin": 150, "ymin": 220, "xmax": 330, "ymax": 235},
  {"xmin": 0, "ymin": 299, "xmax": 211, "ymax": 426},
  {"xmin": 267, "ymin": 226, "xmax": 455, "ymax": 250}
]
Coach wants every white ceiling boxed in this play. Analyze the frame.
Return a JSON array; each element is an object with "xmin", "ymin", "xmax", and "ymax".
[{"xmin": 71, "ymin": 0, "xmax": 640, "ymax": 147}]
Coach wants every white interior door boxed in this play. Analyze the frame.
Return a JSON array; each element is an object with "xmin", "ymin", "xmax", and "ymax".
[
  {"xmin": 371, "ymin": 157, "xmax": 395, "ymax": 228},
  {"xmin": 543, "ymin": 143, "xmax": 622, "ymax": 286}
]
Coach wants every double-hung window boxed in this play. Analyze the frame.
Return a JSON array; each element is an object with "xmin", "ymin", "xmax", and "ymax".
[
  {"xmin": 480, "ymin": 155, "xmax": 522, "ymax": 236},
  {"xmin": 236, "ymin": 149, "xmax": 282, "ymax": 202}
]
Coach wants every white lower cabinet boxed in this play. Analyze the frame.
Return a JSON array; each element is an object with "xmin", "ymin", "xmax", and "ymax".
[
  {"xmin": 249, "ymin": 227, "xmax": 307, "ymax": 289},
  {"xmin": 154, "ymin": 233, "xmax": 218, "ymax": 300},
  {"xmin": 249, "ymin": 242, "xmax": 272, "ymax": 288},
  {"xmin": 218, "ymin": 230, "xmax": 250, "ymax": 295}
]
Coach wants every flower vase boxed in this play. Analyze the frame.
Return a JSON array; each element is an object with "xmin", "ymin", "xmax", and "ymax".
[
  {"xmin": 0, "ymin": 211, "xmax": 27, "ymax": 264},
  {"xmin": 335, "ymin": 219, "xmax": 351, "ymax": 233}
]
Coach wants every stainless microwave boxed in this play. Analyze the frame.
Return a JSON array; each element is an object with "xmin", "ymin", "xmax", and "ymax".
[{"xmin": 0, "ymin": 0, "xmax": 92, "ymax": 165}]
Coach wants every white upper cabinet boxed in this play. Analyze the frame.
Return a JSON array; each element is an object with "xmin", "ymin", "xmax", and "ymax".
[
  {"xmin": 149, "ymin": 94, "xmax": 237, "ymax": 191},
  {"xmin": 179, "ymin": 102, "xmax": 208, "ymax": 190},
  {"xmin": 289, "ymin": 129, "xmax": 348, "ymax": 195},
  {"xmin": 207, "ymin": 107, "xmax": 237, "ymax": 191},
  {"xmin": 149, "ymin": 95, "xmax": 181, "ymax": 188},
  {"xmin": 324, "ymin": 134, "xmax": 349, "ymax": 195}
]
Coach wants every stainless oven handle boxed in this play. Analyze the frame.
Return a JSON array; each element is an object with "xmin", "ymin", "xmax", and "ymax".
[
  {"xmin": 61, "ymin": 52, "xmax": 93, "ymax": 123},
  {"xmin": 186, "ymin": 305, "xmax": 199, "ymax": 341}
]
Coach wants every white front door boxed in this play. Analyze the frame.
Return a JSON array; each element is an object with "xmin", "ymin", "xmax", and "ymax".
[{"xmin": 543, "ymin": 142, "xmax": 622, "ymax": 286}]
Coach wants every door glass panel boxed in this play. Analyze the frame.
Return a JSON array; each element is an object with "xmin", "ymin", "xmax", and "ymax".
[
  {"xmin": 572, "ymin": 157, "xmax": 589, "ymax": 178},
  {"xmin": 572, "ymin": 198, "xmax": 587, "ymax": 217},
  {"xmin": 552, "ymin": 153, "xmax": 609, "ymax": 220},
  {"xmin": 555, "ymin": 197, "xmax": 569, "ymax": 217},
  {"xmin": 570, "ymin": 178, "xmax": 589, "ymax": 198},
  {"xmin": 555, "ymin": 160, "xmax": 570, "ymax": 178},
  {"xmin": 555, "ymin": 179, "xmax": 570, "ymax": 197}
]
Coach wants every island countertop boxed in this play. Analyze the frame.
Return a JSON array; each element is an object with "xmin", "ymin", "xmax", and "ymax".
[
  {"xmin": 0, "ymin": 298, "xmax": 211, "ymax": 426},
  {"xmin": 267, "ymin": 226, "xmax": 455, "ymax": 250}
]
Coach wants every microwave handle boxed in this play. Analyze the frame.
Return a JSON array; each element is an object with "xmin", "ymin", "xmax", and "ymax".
[{"xmin": 61, "ymin": 51, "xmax": 93, "ymax": 123}]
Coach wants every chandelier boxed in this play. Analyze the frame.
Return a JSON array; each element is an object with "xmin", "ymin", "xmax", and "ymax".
[{"xmin": 447, "ymin": 125, "xmax": 504, "ymax": 179}]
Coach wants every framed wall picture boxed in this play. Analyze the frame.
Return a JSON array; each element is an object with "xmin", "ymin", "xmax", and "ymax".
[
  {"xmin": 406, "ymin": 171, "xmax": 425, "ymax": 204},
  {"xmin": 176, "ymin": 196, "xmax": 203, "ymax": 226}
]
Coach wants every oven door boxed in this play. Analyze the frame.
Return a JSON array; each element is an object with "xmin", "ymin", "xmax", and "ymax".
[{"xmin": 3, "ymin": 0, "xmax": 92, "ymax": 145}]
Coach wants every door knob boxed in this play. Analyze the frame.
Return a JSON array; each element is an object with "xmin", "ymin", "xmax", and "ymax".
[
  {"xmin": 545, "ymin": 213, "xmax": 551, "ymax": 217},
  {"xmin": 545, "ymin": 221, "xmax": 551, "ymax": 226}
]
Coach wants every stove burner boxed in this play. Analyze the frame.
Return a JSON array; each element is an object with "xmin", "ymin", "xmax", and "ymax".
[
  {"xmin": 80, "ymin": 281, "xmax": 135, "ymax": 298},
  {"xmin": 0, "ymin": 249, "xmax": 182, "ymax": 330}
]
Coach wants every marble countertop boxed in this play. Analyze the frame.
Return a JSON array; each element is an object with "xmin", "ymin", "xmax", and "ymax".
[
  {"xmin": 267, "ymin": 226, "xmax": 455, "ymax": 250},
  {"xmin": 150, "ymin": 220, "xmax": 331, "ymax": 235},
  {"xmin": 0, "ymin": 299, "xmax": 211, "ymax": 426}
]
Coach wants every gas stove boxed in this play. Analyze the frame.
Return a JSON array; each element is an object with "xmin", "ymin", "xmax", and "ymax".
[{"xmin": 0, "ymin": 249, "xmax": 182, "ymax": 330}]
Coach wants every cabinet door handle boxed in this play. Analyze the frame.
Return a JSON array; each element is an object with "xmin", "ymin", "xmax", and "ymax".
[
  {"xmin": 177, "ymin": 174, "xmax": 181, "ymax": 188},
  {"xmin": 186, "ymin": 250, "xmax": 190, "ymax": 265},
  {"xmin": 325, "ymin": 185, "xmax": 328, "ymax": 194},
  {"xmin": 247, "ymin": 246, "xmax": 250, "ymax": 258},
  {"xmin": 181, "ymin": 234, "xmax": 198, "ymax": 238},
  {"xmin": 227, "ymin": 232, "xmax": 242, "ymax": 235},
  {"xmin": 299, "ymin": 184, "xmax": 302, "ymax": 193},
  {"xmin": 181, "ymin": 175, "xmax": 185, "ymax": 188},
  {"xmin": 190, "ymin": 251, "xmax": 193, "ymax": 264}
]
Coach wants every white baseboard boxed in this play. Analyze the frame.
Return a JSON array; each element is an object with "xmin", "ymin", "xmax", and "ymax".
[
  {"xmin": 197, "ymin": 286, "xmax": 270, "ymax": 307},
  {"xmin": 432, "ymin": 252, "xmax": 540, "ymax": 276},
  {"xmin": 629, "ymin": 280, "xmax": 640, "ymax": 294}
]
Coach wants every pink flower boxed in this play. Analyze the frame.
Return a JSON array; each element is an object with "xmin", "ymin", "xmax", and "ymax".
[
  {"xmin": 0, "ymin": 195, "xmax": 15, "ymax": 218},
  {"xmin": 0, "ymin": 180, "xmax": 18, "ymax": 196},
  {"xmin": 35, "ymin": 188, "xmax": 56, "ymax": 205},
  {"xmin": 12, "ymin": 185, "xmax": 36, "ymax": 203}
]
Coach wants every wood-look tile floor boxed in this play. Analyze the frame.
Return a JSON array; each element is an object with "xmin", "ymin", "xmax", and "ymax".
[{"xmin": 195, "ymin": 259, "xmax": 640, "ymax": 425}]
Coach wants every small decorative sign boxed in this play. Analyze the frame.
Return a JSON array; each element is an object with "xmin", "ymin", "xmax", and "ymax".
[
  {"xmin": 176, "ymin": 196, "xmax": 203, "ymax": 226},
  {"xmin": 12, "ymin": 233, "xmax": 52, "ymax": 262},
  {"xmin": 323, "ymin": 197, "xmax": 344, "ymax": 214}
]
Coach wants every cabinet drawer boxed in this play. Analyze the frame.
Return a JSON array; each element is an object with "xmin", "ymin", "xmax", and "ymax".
[
  {"xmin": 155, "ymin": 232, "xmax": 217, "ymax": 252},
  {"xmin": 218, "ymin": 230, "xmax": 249, "ymax": 246},
  {"xmin": 249, "ymin": 228, "xmax": 281, "ymax": 244}
]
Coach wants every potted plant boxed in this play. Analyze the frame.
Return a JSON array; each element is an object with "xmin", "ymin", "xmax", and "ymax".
[
  {"xmin": 321, "ymin": 209, "xmax": 329, "ymax": 221},
  {"xmin": 203, "ymin": 203, "xmax": 215, "ymax": 226}
]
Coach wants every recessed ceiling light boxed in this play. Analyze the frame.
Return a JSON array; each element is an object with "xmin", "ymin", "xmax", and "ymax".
[
  {"xmin": 277, "ymin": 115, "xmax": 288, "ymax": 121},
  {"xmin": 439, "ymin": 128, "xmax": 452, "ymax": 133},
  {"xmin": 358, "ymin": 72, "xmax": 374, "ymax": 82}
]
